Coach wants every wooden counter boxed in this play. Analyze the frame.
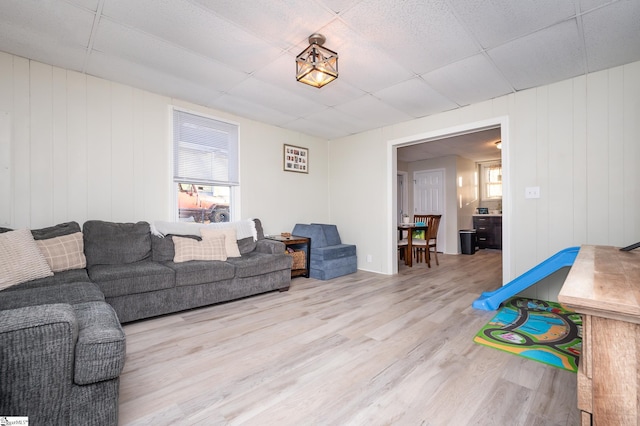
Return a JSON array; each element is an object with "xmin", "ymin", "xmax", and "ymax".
[{"xmin": 558, "ymin": 245, "xmax": 640, "ymax": 425}]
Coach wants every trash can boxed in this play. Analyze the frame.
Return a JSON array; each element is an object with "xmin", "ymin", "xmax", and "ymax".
[{"xmin": 460, "ymin": 230, "xmax": 476, "ymax": 255}]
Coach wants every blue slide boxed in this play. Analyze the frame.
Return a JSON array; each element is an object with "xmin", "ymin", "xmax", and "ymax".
[{"xmin": 472, "ymin": 246, "xmax": 580, "ymax": 311}]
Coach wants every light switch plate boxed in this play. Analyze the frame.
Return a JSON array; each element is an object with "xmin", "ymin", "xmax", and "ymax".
[{"xmin": 525, "ymin": 186, "xmax": 540, "ymax": 199}]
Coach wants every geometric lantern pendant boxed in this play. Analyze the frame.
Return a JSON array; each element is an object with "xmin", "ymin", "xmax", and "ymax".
[{"xmin": 296, "ymin": 33, "xmax": 338, "ymax": 88}]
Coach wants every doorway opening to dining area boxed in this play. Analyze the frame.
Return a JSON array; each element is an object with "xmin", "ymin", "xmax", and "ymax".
[{"xmin": 389, "ymin": 116, "xmax": 509, "ymax": 281}]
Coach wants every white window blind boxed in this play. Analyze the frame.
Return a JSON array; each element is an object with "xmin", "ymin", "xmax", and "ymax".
[{"xmin": 173, "ymin": 110, "xmax": 239, "ymax": 185}]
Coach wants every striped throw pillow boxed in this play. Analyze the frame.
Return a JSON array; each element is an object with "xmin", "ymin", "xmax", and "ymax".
[{"xmin": 0, "ymin": 229, "xmax": 53, "ymax": 290}]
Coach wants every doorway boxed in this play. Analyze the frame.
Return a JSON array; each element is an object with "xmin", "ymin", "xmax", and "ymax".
[{"xmin": 388, "ymin": 116, "xmax": 510, "ymax": 283}]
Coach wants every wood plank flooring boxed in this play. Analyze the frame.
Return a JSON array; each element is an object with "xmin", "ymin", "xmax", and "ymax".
[{"xmin": 118, "ymin": 251, "xmax": 579, "ymax": 425}]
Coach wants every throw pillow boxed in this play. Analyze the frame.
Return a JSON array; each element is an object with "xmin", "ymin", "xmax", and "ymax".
[
  {"xmin": 0, "ymin": 229, "xmax": 53, "ymax": 290},
  {"xmin": 200, "ymin": 227, "xmax": 241, "ymax": 258},
  {"xmin": 173, "ymin": 234, "xmax": 227, "ymax": 263},
  {"xmin": 36, "ymin": 232, "xmax": 87, "ymax": 272}
]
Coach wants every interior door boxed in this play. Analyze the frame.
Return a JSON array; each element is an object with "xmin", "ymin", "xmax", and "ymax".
[{"xmin": 414, "ymin": 169, "xmax": 445, "ymax": 252}]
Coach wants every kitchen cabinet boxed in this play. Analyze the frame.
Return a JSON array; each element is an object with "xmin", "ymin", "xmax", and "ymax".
[{"xmin": 473, "ymin": 215, "xmax": 502, "ymax": 249}]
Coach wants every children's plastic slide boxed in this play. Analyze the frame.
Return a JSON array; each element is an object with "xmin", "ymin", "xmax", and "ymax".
[{"xmin": 472, "ymin": 246, "xmax": 580, "ymax": 311}]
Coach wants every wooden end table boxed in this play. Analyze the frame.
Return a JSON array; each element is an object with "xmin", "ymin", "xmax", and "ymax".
[{"xmin": 266, "ymin": 235, "xmax": 311, "ymax": 278}]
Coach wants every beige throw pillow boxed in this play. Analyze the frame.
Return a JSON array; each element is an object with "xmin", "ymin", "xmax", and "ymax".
[
  {"xmin": 173, "ymin": 234, "xmax": 227, "ymax": 263},
  {"xmin": 36, "ymin": 232, "xmax": 87, "ymax": 272},
  {"xmin": 200, "ymin": 227, "xmax": 241, "ymax": 258},
  {"xmin": 0, "ymin": 229, "xmax": 53, "ymax": 290}
]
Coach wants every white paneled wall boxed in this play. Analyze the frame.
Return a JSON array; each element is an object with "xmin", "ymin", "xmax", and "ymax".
[
  {"xmin": 330, "ymin": 60, "xmax": 640, "ymax": 277},
  {"xmin": 0, "ymin": 54, "xmax": 172, "ymax": 228},
  {"xmin": 0, "ymin": 52, "xmax": 330, "ymax": 233}
]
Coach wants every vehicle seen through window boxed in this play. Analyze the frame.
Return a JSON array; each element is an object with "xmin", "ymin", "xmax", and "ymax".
[{"xmin": 177, "ymin": 183, "xmax": 230, "ymax": 223}]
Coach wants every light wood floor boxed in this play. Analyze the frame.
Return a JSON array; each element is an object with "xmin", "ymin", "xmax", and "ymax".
[{"xmin": 118, "ymin": 250, "xmax": 579, "ymax": 425}]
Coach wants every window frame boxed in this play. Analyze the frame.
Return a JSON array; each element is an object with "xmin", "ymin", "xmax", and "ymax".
[
  {"xmin": 479, "ymin": 160, "xmax": 502, "ymax": 201},
  {"xmin": 171, "ymin": 107, "xmax": 240, "ymax": 222}
]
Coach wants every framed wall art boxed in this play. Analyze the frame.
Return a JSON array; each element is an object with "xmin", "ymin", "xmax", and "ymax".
[{"xmin": 283, "ymin": 144, "xmax": 309, "ymax": 173}]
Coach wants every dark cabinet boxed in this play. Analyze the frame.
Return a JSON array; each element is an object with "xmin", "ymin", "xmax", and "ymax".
[{"xmin": 473, "ymin": 216, "xmax": 502, "ymax": 250}]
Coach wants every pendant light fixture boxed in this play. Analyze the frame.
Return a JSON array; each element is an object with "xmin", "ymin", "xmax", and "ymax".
[{"xmin": 296, "ymin": 33, "xmax": 338, "ymax": 88}]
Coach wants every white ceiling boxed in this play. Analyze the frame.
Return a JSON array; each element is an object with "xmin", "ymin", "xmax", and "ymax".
[
  {"xmin": 1, "ymin": 0, "xmax": 640, "ymax": 147},
  {"xmin": 397, "ymin": 127, "xmax": 502, "ymax": 163}
]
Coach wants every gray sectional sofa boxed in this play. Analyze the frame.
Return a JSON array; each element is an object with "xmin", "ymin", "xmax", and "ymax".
[{"xmin": 0, "ymin": 218, "xmax": 291, "ymax": 425}]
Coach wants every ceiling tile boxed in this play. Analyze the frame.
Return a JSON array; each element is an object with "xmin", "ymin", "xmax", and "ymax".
[
  {"xmin": 373, "ymin": 77, "xmax": 458, "ymax": 117},
  {"xmin": 578, "ymin": 0, "xmax": 618, "ymax": 13},
  {"xmin": 317, "ymin": 0, "xmax": 364, "ymax": 14},
  {"xmin": 86, "ymin": 51, "xmax": 222, "ymax": 105},
  {"xmin": 341, "ymin": 0, "xmax": 480, "ymax": 74},
  {"xmin": 0, "ymin": 0, "xmax": 94, "ymax": 48},
  {"xmin": 398, "ymin": 128, "xmax": 501, "ymax": 162},
  {"xmin": 226, "ymin": 77, "xmax": 327, "ymax": 118},
  {"xmin": 0, "ymin": 20, "xmax": 87, "ymax": 72},
  {"xmin": 487, "ymin": 19, "xmax": 585, "ymax": 90},
  {"xmin": 192, "ymin": 0, "xmax": 337, "ymax": 50},
  {"xmin": 421, "ymin": 54, "xmax": 514, "ymax": 106},
  {"xmin": 448, "ymin": 0, "xmax": 576, "ymax": 49},
  {"xmin": 581, "ymin": 0, "xmax": 640, "ymax": 72},
  {"xmin": 93, "ymin": 19, "xmax": 248, "ymax": 93},
  {"xmin": 287, "ymin": 18, "xmax": 415, "ymax": 94},
  {"xmin": 301, "ymin": 107, "xmax": 373, "ymax": 137},
  {"xmin": 101, "ymin": 0, "xmax": 282, "ymax": 74},
  {"xmin": 65, "ymin": 0, "xmax": 101, "ymax": 11},
  {"xmin": 334, "ymin": 94, "xmax": 413, "ymax": 127},
  {"xmin": 284, "ymin": 116, "xmax": 351, "ymax": 140},
  {"xmin": 208, "ymin": 94, "xmax": 297, "ymax": 127}
]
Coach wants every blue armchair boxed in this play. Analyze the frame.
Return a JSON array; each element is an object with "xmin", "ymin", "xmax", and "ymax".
[{"xmin": 292, "ymin": 223, "xmax": 357, "ymax": 280}]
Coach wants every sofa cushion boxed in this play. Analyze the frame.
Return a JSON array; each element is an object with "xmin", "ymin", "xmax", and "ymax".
[
  {"xmin": 292, "ymin": 224, "xmax": 327, "ymax": 248},
  {"xmin": 312, "ymin": 223, "xmax": 342, "ymax": 246},
  {"xmin": 311, "ymin": 244, "xmax": 356, "ymax": 261},
  {"xmin": 88, "ymin": 261, "xmax": 175, "ymax": 298},
  {"xmin": 163, "ymin": 260, "xmax": 236, "ymax": 286},
  {"xmin": 83, "ymin": 221, "xmax": 151, "ymax": 267},
  {"xmin": 72, "ymin": 301, "xmax": 126, "ymax": 385},
  {"xmin": 2, "ymin": 268, "xmax": 91, "ymax": 291},
  {"xmin": 0, "ymin": 229, "xmax": 53, "ymax": 290},
  {"xmin": 310, "ymin": 257, "xmax": 357, "ymax": 280},
  {"xmin": 173, "ymin": 234, "xmax": 227, "ymax": 262},
  {"xmin": 226, "ymin": 252, "xmax": 291, "ymax": 278},
  {"xmin": 0, "ymin": 282, "xmax": 104, "ymax": 311},
  {"xmin": 36, "ymin": 232, "xmax": 86, "ymax": 272},
  {"xmin": 201, "ymin": 227, "xmax": 241, "ymax": 257},
  {"xmin": 31, "ymin": 221, "xmax": 81, "ymax": 240}
]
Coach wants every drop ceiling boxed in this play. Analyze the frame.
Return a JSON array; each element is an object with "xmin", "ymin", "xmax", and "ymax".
[{"xmin": 1, "ymin": 0, "xmax": 639, "ymax": 142}]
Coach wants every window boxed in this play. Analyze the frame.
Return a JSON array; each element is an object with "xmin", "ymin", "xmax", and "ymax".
[
  {"xmin": 480, "ymin": 161, "xmax": 502, "ymax": 200},
  {"xmin": 173, "ymin": 109, "xmax": 238, "ymax": 223}
]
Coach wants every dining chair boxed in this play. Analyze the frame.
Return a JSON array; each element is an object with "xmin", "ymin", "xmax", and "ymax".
[
  {"xmin": 424, "ymin": 215, "xmax": 442, "ymax": 267},
  {"xmin": 397, "ymin": 239, "xmax": 408, "ymax": 264},
  {"xmin": 411, "ymin": 214, "xmax": 442, "ymax": 267},
  {"xmin": 411, "ymin": 214, "xmax": 429, "ymax": 263}
]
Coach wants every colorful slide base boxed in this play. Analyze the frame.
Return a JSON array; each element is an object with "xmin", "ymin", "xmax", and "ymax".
[{"xmin": 472, "ymin": 247, "xmax": 580, "ymax": 311}]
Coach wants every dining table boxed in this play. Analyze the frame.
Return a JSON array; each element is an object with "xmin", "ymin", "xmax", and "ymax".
[{"xmin": 398, "ymin": 222, "xmax": 428, "ymax": 267}]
